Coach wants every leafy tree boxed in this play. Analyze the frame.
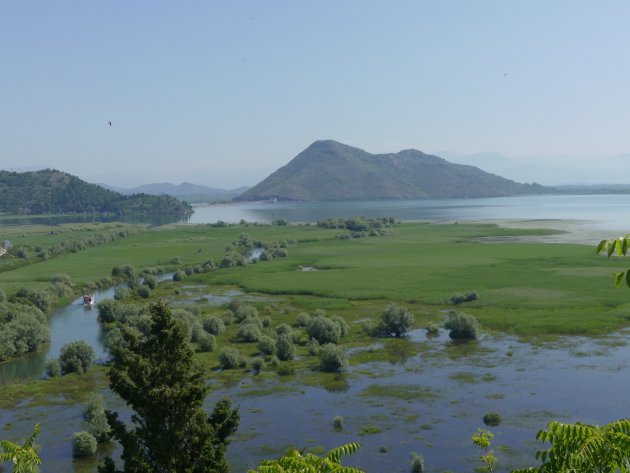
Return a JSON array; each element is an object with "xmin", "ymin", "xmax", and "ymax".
[
  {"xmin": 248, "ymin": 442, "xmax": 364, "ymax": 473},
  {"xmin": 51, "ymin": 273, "xmax": 74, "ymax": 286},
  {"xmin": 379, "ymin": 303, "xmax": 414, "ymax": 337},
  {"xmin": 136, "ymin": 286, "xmax": 151, "ymax": 299},
  {"xmin": 472, "ymin": 428, "xmax": 497, "ymax": 473},
  {"xmin": 275, "ymin": 334, "xmax": 295, "ymax": 361},
  {"xmin": 275, "ymin": 323, "xmax": 292, "ymax": 336},
  {"xmin": 598, "ymin": 236, "xmax": 630, "ymax": 292},
  {"xmin": 251, "ymin": 357, "xmax": 265, "ymax": 374},
  {"xmin": 318, "ymin": 343, "xmax": 347, "ymax": 372},
  {"xmin": 0, "ymin": 424, "xmax": 42, "ymax": 473},
  {"xmin": 444, "ymin": 311, "xmax": 479, "ymax": 340},
  {"xmin": 45, "ymin": 358, "xmax": 61, "ymax": 378},
  {"xmin": 306, "ymin": 316, "xmax": 342, "ymax": 344},
  {"xmin": 450, "ymin": 290, "xmax": 479, "ymax": 305},
  {"xmin": 258, "ymin": 335, "xmax": 277, "ymax": 356},
  {"xmin": 295, "ymin": 312, "xmax": 311, "ymax": 327},
  {"xmin": 234, "ymin": 304, "xmax": 258, "ymax": 322},
  {"xmin": 197, "ymin": 333, "xmax": 217, "ymax": 352},
  {"xmin": 512, "ymin": 419, "xmax": 630, "ymax": 473},
  {"xmin": 72, "ymin": 431, "xmax": 97, "ymax": 458},
  {"xmin": 219, "ymin": 346, "xmax": 243, "ymax": 369},
  {"xmin": 83, "ymin": 395, "xmax": 111, "ymax": 443},
  {"xmin": 143, "ymin": 275, "xmax": 157, "ymax": 290},
  {"xmin": 100, "ymin": 301, "xmax": 239, "ymax": 473},
  {"xmin": 237, "ymin": 323, "xmax": 262, "ymax": 342},
  {"xmin": 203, "ymin": 315, "xmax": 225, "ymax": 335},
  {"xmin": 59, "ymin": 340, "xmax": 95, "ymax": 374},
  {"xmin": 0, "ymin": 303, "xmax": 49, "ymax": 361}
]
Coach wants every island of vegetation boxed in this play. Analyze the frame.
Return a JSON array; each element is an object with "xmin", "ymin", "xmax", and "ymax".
[
  {"xmin": 236, "ymin": 140, "xmax": 547, "ymax": 201},
  {"xmin": 0, "ymin": 169, "xmax": 193, "ymax": 218}
]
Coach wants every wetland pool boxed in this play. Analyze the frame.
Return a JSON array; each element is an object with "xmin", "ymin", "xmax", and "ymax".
[{"xmin": 1, "ymin": 328, "xmax": 628, "ymax": 472}]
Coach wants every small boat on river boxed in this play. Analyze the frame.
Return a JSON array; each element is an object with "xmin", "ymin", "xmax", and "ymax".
[{"xmin": 83, "ymin": 294, "xmax": 95, "ymax": 305}]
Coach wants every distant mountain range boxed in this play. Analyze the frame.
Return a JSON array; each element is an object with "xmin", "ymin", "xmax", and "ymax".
[
  {"xmin": 0, "ymin": 169, "xmax": 192, "ymax": 218},
  {"xmin": 99, "ymin": 182, "xmax": 249, "ymax": 203},
  {"xmin": 237, "ymin": 140, "xmax": 547, "ymax": 201}
]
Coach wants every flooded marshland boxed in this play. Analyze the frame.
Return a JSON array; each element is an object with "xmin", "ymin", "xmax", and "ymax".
[
  {"xmin": 2, "ymin": 201, "xmax": 630, "ymax": 471},
  {"xmin": 1, "ymin": 292, "xmax": 628, "ymax": 471},
  {"xmin": 217, "ymin": 329, "xmax": 629, "ymax": 472}
]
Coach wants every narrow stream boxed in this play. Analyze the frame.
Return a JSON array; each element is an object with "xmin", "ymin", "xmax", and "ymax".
[{"xmin": 0, "ymin": 273, "xmax": 173, "ymax": 384}]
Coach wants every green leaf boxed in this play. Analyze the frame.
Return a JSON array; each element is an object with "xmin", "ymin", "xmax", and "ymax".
[
  {"xmin": 608, "ymin": 240, "xmax": 616, "ymax": 258},
  {"xmin": 597, "ymin": 239, "xmax": 608, "ymax": 255},
  {"xmin": 616, "ymin": 239, "xmax": 623, "ymax": 256},
  {"xmin": 615, "ymin": 272, "xmax": 625, "ymax": 289}
]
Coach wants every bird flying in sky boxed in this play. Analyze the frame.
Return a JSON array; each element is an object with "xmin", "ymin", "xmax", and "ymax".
[{"xmin": 108, "ymin": 121, "xmax": 112, "ymax": 126}]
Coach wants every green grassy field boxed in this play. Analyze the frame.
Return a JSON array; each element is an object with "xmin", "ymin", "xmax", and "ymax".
[{"xmin": 1, "ymin": 221, "xmax": 629, "ymax": 338}]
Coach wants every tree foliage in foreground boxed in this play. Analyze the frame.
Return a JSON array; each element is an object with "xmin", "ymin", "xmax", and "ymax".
[
  {"xmin": 248, "ymin": 442, "xmax": 364, "ymax": 473},
  {"xmin": 513, "ymin": 419, "xmax": 630, "ymax": 473},
  {"xmin": 0, "ymin": 424, "xmax": 41, "ymax": 473},
  {"xmin": 99, "ymin": 301, "xmax": 239, "ymax": 473},
  {"xmin": 598, "ymin": 236, "xmax": 630, "ymax": 288}
]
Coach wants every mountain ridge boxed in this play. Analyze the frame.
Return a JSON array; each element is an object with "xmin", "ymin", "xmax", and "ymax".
[
  {"xmin": 0, "ymin": 169, "xmax": 193, "ymax": 218},
  {"xmin": 99, "ymin": 182, "xmax": 249, "ymax": 201},
  {"xmin": 237, "ymin": 140, "xmax": 546, "ymax": 201}
]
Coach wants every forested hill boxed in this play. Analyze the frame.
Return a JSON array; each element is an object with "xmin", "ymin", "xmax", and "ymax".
[
  {"xmin": 237, "ymin": 140, "xmax": 548, "ymax": 201},
  {"xmin": 0, "ymin": 169, "xmax": 193, "ymax": 218}
]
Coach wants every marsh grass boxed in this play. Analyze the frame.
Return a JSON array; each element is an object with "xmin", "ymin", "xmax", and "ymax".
[
  {"xmin": 359, "ymin": 425, "xmax": 382, "ymax": 436},
  {"xmin": 0, "ymin": 367, "xmax": 107, "ymax": 409},
  {"xmin": 360, "ymin": 384, "xmax": 438, "ymax": 401},
  {"xmin": 3, "ymin": 221, "xmax": 629, "ymax": 338}
]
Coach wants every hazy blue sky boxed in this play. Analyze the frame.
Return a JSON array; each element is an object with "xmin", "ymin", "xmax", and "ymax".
[{"xmin": 2, "ymin": 1, "xmax": 630, "ymax": 187}]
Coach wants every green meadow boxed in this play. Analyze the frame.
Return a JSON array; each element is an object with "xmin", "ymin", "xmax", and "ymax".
[{"xmin": 1, "ymin": 220, "xmax": 629, "ymax": 339}]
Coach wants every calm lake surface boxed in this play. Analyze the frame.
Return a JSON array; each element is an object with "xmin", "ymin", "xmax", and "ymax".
[
  {"xmin": 1, "ymin": 194, "xmax": 629, "ymax": 472},
  {"xmin": 188, "ymin": 194, "xmax": 630, "ymax": 236}
]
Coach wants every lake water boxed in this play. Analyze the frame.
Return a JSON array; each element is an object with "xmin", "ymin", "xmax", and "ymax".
[{"xmin": 188, "ymin": 194, "xmax": 630, "ymax": 243}]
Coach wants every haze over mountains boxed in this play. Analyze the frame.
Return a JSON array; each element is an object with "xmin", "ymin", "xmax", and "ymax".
[
  {"xmin": 237, "ymin": 140, "xmax": 546, "ymax": 202},
  {"xmin": 99, "ymin": 182, "xmax": 249, "ymax": 203},
  {"xmin": 437, "ymin": 150, "xmax": 630, "ymax": 186}
]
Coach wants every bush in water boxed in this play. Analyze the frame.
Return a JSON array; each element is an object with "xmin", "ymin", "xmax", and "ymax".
[
  {"xmin": 59, "ymin": 341, "xmax": 95, "ymax": 375},
  {"xmin": 72, "ymin": 431, "xmax": 97, "ymax": 458}
]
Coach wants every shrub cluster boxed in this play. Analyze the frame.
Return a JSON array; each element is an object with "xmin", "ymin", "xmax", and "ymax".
[
  {"xmin": 83, "ymin": 395, "xmax": 111, "ymax": 442},
  {"xmin": 375, "ymin": 303, "xmax": 414, "ymax": 337},
  {"xmin": 0, "ymin": 301, "xmax": 49, "ymax": 362},
  {"xmin": 6, "ymin": 226, "xmax": 142, "ymax": 268},
  {"xmin": 59, "ymin": 340, "xmax": 95, "ymax": 374},
  {"xmin": 72, "ymin": 431, "xmax": 97, "ymax": 458},
  {"xmin": 450, "ymin": 291, "xmax": 479, "ymax": 305},
  {"xmin": 444, "ymin": 311, "xmax": 479, "ymax": 340},
  {"xmin": 219, "ymin": 346, "xmax": 243, "ymax": 369},
  {"xmin": 306, "ymin": 312, "xmax": 348, "ymax": 344},
  {"xmin": 318, "ymin": 343, "xmax": 347, "ymax": 372},
  {"xmin": 317, "ymin": 216, "xmax": 396, "ymax": 231},
  {"xmin": 276, "ymin": 334, "xmax": 295, "ymax": 361}
]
